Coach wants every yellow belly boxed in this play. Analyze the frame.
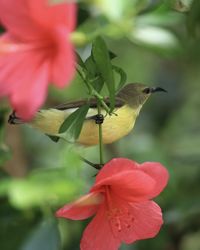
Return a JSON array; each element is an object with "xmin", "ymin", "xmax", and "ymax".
[
  {"xmin": 78, "ymin": 105, "xmax": 137, "ymax": 145},
  {"xmin": 32, "ymin": 105, "xmax": 138, "ymax": 146},
  {"xmin": 32, "ymin": 109, "xmax": 66, "ymax": 135}
]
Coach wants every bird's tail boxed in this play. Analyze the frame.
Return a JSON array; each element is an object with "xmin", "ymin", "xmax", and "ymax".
[{"xmin": 8, "ymin": 111, "xmax": 24, "ymax": 124}]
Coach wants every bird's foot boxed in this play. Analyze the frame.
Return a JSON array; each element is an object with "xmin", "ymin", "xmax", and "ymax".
[{"xmin": 94, "ymin": 114, "xmax": 104, "ymax": 124}]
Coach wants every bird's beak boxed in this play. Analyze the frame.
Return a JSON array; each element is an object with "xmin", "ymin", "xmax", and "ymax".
[{"xmin": 150, "ymin": 87, "xmax": 167, "ymax": 93}]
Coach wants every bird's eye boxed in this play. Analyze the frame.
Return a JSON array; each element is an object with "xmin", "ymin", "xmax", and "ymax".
[{"xmin": 142, "ymin": 87, "xmax": 151, "ymax": 94}]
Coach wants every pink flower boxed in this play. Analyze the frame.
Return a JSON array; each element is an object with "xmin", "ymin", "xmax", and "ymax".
[
  {"xmin": 0, "ymin": 0, "xmax": 76, "ymax": 120},
  {"xmin": 56, "ymin": 158, "xmax": 169, "ymax": 250}
]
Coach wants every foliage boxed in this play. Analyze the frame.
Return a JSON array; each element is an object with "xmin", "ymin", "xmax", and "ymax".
[{"xmin": 1, "ymin": 0, "xmax": 200, "ymax": 249}]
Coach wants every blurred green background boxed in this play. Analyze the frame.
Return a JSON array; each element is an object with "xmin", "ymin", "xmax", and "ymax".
[{"xmin": 1, "ymin": 0, "xmax": 200, "ymax": 249}]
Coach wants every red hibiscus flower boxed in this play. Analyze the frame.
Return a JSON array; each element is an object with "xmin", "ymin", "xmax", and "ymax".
[
  {"xmin": 0, "ymin": 0, "xmax": 76, "ymax": 120},
  {"xmin": 56, "ymin": 158, "xmax": 169, "ymax": 250}
]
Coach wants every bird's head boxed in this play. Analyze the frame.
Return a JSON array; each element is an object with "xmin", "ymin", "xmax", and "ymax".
[{"xmin": 117, "ymin": 83, "xmax": 167, "ymax": 108}]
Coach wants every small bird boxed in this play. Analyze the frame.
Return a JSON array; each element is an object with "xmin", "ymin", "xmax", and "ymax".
[{"xmin": 8, "ymin": 83, "xmax": 166, "ymax": 146}]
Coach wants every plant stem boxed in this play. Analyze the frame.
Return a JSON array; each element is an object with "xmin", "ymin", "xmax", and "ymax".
[
  {"xmin": 97, "ymin": 102, "xmax": 104, "ymax": 165},
  {"xmin": 76, "ymin": 67, "xmax": 92, "ymax": 94},
  {"xmin": 93, "ymin": 90, "xmax": 111, "ymax": 114},
  {"xmin": 79, "ymin": 156, "xmax": 102, "ymax": 170},
  {"xmin": 76, "ymin": 67, "xmax": 111, "ymax": 114}
]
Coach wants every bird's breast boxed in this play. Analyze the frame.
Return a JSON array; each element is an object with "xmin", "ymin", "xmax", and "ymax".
[{"xmin": 78, "ymin": 105, "xmax": 138, "ymax": 146}]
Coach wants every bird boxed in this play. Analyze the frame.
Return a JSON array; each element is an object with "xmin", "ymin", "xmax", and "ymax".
[{"xmin": 8, "ymin": 83, "xmax": 166, "ymax": 146}]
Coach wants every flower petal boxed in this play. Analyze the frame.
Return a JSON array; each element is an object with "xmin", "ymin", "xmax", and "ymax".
[
  {"xmin": 0, "ymin": 34, "xmax": 41, "ymax": 97},
  {"xmin": 107, "ymin": 197, "xmax": 163, "ymax": 244},
  {"xmin": 29, "ymin": 0, "xmax": 76, "ymax": 31},
  {"xmin": 9, "ymin": 58, "xmax": 49, "ymax": 120},
  {"xmin": 51, "ymin": 27, "xmax": 75, "ymax": 87},
  {"xmin": 0, "ymin": 45, "xmax": 23, "ymax": 96},
  {"xmin": 0, "ymin": 36, "xmax": 50, "ymax": 119},
  {"xmin": 94, "ymin": 158, "xmax": 139, "ymax": 184},
  {"xmin": 80, "ymin": 204, "xmax": 121, "ymax": 250},
  {"xmin": 0, "ymin": 0, "xmax": 76, "ymax": 119},
  {"xmin": 0, "ymin": 1, "xmax": 76, "ymax": 40},
  {"xmin": 124, "ymin": 201, "xmax": 163, "ymax": 243},
  {"xmin": 56, "ymin": 192, "xmax": 102, "ymax": 220},
  {"xmin": 0, "ymin": 0, "xmax": 43, "ymax": 40},
  {"xmin": 92, "ymin": 170, "xmax": 155, "ymax": 202},
  {"xmin": 140, "ymin": 162, "xmax": 169, "ymax": 198}
]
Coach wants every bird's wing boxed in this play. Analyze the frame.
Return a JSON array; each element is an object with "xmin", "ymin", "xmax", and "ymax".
[{"xmin": 54, "ymin": 97, "xmax": 125, "ymax": 110}]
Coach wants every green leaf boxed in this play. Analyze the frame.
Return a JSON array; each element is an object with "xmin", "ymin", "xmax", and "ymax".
[
  {"xmin": 46, "ymin": 135, "xmax": 60, "ymax": 143},
  {"xmin": 109, "ymin": 51, "xmax": 117, "ymax": 60},
  {"xmin": 92, "ymin": 37, "xmax": 115, "ymax": 111},
  {"xmin": 85, "ymin": 56, "xmax": 104, "ymax": 92},
  {"xmin": 75, "ymin": 52, "xmax": 86, "ymax": 70},
  {"xmin": 85, "ymin": 55, "xmax": 97, "ymax": 77},
  {"xmin": 58, "ymin": 104, "xmax": 89, "ymax": 142},
  {"xmin": 112, "ymin": 65, "xmax": 127, "ymax": 92},
  {"xmin": 21, "ymin": 219, "xmax": 61, "ymax": 250}
]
